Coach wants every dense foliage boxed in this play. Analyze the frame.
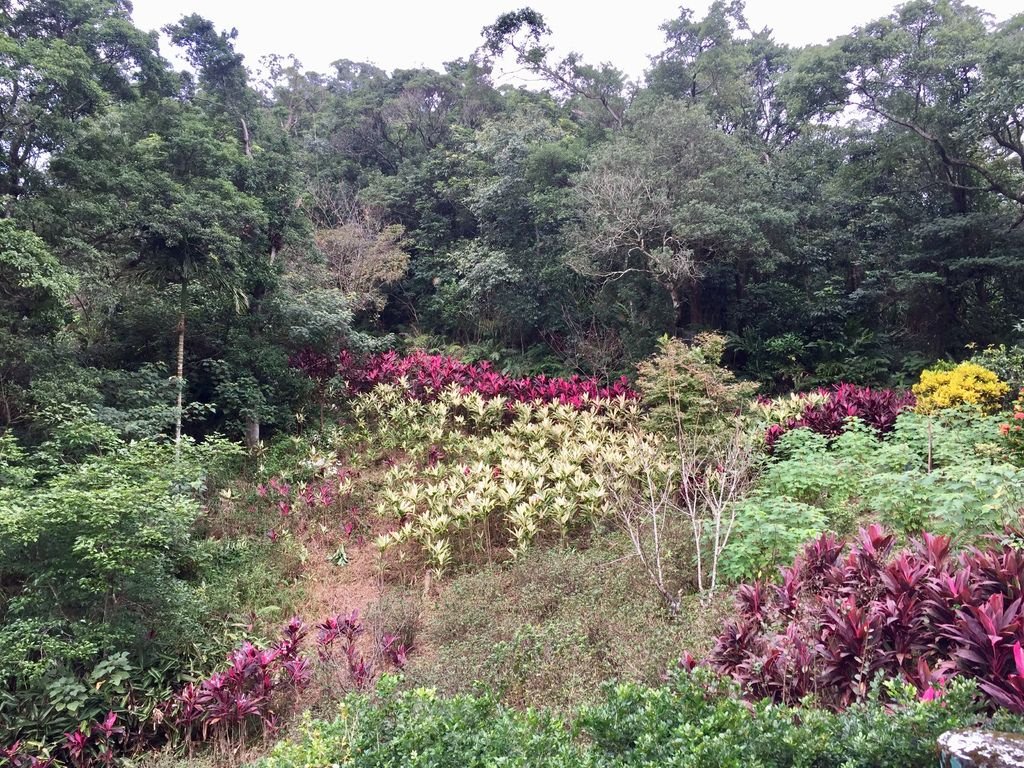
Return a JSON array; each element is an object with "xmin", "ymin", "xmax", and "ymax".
[
  {"xmin": 254, "ymin": 670, "xmax": 1023, "ymax": 768},
  {"xmin": 3, "ymin": 0, "xmax": 1024, "ymax": 449},
  {"xmin": 4, "ymin": 0, "xmax": 1024, "ymax": 764},
  {"xmin": 711, "ymin": 526, "xmax": 1024, "ymax": 712},
  {"xmin": 0, "ymin": 418, "xmax": 259, "ymax": 758}
]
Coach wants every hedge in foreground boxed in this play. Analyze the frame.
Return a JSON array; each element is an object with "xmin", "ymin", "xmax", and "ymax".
[
  {"xmin": 253, "ymin": 671, "xmax": 1024, "ymax": 768},
  {"xmin": 252, "ymin": 677, "xmax": 583, "ymax": 768}
]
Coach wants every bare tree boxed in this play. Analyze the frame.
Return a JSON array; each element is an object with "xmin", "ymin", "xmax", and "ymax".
[
  {"xmin": 675, "ymin": 424, "xmax": 756, "ymax": 596},
  {"xmin": 569, "ymin": 163, "xmax": 700, "ymax": 323},
  {"xmin": 314, "ymin": 208, "xmax": 410, "ymax": 319},
  {"xmin": 603, "ymin": 422, "xmax": 756, "ymax": 610},
  {"xmin": 603, "ymin": 435, "xmax": 683, "ymax": 612},
  {"xmin": 568, "ymin": 102, "xmax": 774, "ymax": 330}
]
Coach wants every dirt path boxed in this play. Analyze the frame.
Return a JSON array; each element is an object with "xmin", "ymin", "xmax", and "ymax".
[{"xmin": 293, "ymin": 531, "xmax": 383, "ymax": 629}]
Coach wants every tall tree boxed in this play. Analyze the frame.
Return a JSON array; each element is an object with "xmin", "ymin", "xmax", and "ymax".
[
  {"xmin": 0, "ymin": 220, "xmax": 75, "ymax": 426},
  {"xmin": 570, "ymin": 102, "xmax": 782, "ymax": 331},
  {"xmin": 482, "ymin": 8, "xmax": 629, "ymax": 132},
  {"xmin": 0, "ymin": 0, "xmax": 170, "ymax": 208},
  {"xmin": 647, "ymin": 0, "xmax": 797, "ymax": 149},
  {"xmin": 41, "ymin": 98, "xmax": 265, "ymax": 448}
]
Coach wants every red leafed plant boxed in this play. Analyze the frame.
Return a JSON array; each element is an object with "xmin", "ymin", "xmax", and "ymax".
[
  {"xmin": 290, "ymin": 348, "xmax": 638, "ymax": 408},
  {"xmin": 0, "ymin": 747, "xmax": 55, "ymax": 768},
  {"xmin": 167, "ymin": 609, "xmax": 413, "ymax": 755},
  {"xmin": 765, "ymin": 384, "xmax": 916, "ymax": 449},
  {"xmin": 707, "ymin": 526, "xmax": 1024, "ymax": 712},
  {"xmin": 169, "ymin": 619, "xmax": 312, "ymax": 753},
  {"xmin": 2, "ymin": 712, "xmax": 124, "ymax": 768}
]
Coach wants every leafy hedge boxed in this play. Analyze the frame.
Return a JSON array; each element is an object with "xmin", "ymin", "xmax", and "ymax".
[{"xmin": 253, "ymin": 671, "xmax": 1023, "ymax": 768}]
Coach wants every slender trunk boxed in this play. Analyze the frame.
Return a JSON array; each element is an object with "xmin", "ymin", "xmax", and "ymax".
[
  {"xmin": 0, "ymin": 377, "xmax": 11, "ymax": 427},
  {"xmin": 244, "ymin": 415, "xmax": 260, "ymax": 451},
  {"xmin": 240, "ymin": 117, "xmax": 252, "ymax": 158},
  {"xmin": 174, "ymin": 309, "xmax": 185, "ymax": 459}
]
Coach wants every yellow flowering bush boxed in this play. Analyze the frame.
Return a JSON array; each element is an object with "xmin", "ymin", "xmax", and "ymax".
[{"xmin": 912, "ymin": 362, "xmax": 1009, "ymax": 414}]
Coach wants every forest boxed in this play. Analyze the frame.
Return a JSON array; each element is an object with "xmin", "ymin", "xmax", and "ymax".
[{"xmin": 2, "ymin": 0, "xmax": 1024, "ymax": 765}]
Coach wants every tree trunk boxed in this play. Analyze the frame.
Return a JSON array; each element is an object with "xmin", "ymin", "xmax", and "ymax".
[
  {"xmin": 689, "ymin": 282, "xmax": 703, "ymax": 326},
  {"xmin": 668, "ymin": 283, "xmax": 684, "ymax": 332},
  {"xmin": 244, "ymin": 415, "xmax": 260, "ymax": 451},
  {"xmin": 174, "ymin": 309, "xmax": 186, "ymax": 459},
  {"xmin": 240, "ymin": 117, "xmax": 253, "ymax": 158}
]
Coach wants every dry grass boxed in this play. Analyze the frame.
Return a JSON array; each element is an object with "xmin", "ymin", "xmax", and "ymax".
[{"xmin": 403, "ymin": 533, "xmax": 730, "ymax": 712}]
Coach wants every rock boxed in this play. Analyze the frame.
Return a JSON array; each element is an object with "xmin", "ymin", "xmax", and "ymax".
[{"xmin": 939, "ymin": 730, "xmax": 1024, "ymax": 767}]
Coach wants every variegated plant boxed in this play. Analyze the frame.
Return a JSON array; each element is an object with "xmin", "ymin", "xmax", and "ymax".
[{"xmin": 352, "ymin": 386, "xmax": 655, "ymax": 574}]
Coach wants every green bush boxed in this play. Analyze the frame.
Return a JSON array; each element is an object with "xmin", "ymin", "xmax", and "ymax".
[
  {"xmin": 970, "ymin": 343, "xmax": 1024, "ymax": 400},
  {"xmin": 637, "ymin": 333, "xmax": 757, "ymax": 435},
  {"xmin": 777, "ymin": 413, "xmax": 1016, "ymax": 529},
  {"xmin": 254, "ymin": 671, "xmax": 1024, "ymax": 768},
  {"xmin": 720, "ymin": 410, "xmax": 1024, "ymax": 584},
  {"xmin": 254, "ymin": 677, "xmax": 585, "ymax": 768},
  {"xmin": 580, "ymin": 669, "xmax": 1024, "ymax": 768},
  {"xmin": 719, "ymin": 497, "xmax": 827, "ymax": 582},
  {"xmin": 0, "ymin": 421, "xmax": 252, "ymax": 747}
]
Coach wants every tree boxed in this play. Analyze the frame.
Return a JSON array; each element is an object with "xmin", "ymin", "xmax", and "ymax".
[
  {"xmin": 570, "ymin": 102, "xmax": 781, "ymax": 331},
  {"xmin": 783, "ymin": 0, "xmax": 1024, "ymax": 355},
  {"xmin": 0, "ymin": 0, "xmax": 171, "ymax": 207},
  {"xmin": 165, "ymin": 14, "xmax": 255, "ymax": 154},
  {"xmin": 41, "ymin": 98, "xmax": 265, "ymax": 450},
  {"xmin": 314, "ymin": 207, "xmax": 410, "ymax": 320},
  {"xmin": 0, "ymin": 220, "xmax": 75, "ymax": 426},
  {"xmin": 792, "ymin": 0, "xmax": 1024, "ymax": 223},
  {"xmin": 481, "ymin": 8, "xmax": 629, "ymax": 132},
  {"xmin": 647, "ymin": 0, "xmax": 797, "ymax": 149}
]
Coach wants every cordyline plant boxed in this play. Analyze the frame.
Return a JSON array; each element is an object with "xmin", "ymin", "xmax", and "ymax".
[
  {"xmin": 165, "ymin": 612, "xmax": 411, "ymax": 758},
  {"xmin": 763, "ymin": 384, "xmax": 916, "ymax": 449},
  {"xmin": 168, "ymin": 617, "xmax": 312, "ymax": 756},
  {"xmin": 372, "ymin": 391, "xmax": 647, "ymax": 574},
  {"xmin": 290, "ymin": 348, "xmax": 638, "ymax": 408},
  {"xmin": 1, "ymin": 711, "xmax": 125, "ymax": 768},
  {"xmin": 706, "ymin": 524, "xmax": 1024, "ymax": 712}
]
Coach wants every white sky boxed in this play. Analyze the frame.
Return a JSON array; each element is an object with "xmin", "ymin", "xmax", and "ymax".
[{"xmin": 129, "ymin": 0, "xmax": 1023, "ymax": 83}]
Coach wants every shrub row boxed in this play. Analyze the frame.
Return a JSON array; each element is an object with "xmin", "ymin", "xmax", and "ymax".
[
  {"xmin": 290, "ymin": 348, "xmax": 638, "ymax": 407},
  {"xmin": 252, "ymin": 671, "xmax": 1022, "ymax": 768}
]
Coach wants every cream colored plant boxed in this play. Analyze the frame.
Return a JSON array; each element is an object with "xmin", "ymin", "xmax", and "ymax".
[
  {"xmin": 749, "ymin": 391, "xmax": 828, "ymax": 425},
  {"xmin": 356, "ymin": 387, "xmax": 650, "ymax": 575}
]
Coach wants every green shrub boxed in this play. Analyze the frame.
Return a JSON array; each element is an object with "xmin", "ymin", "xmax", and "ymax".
[
  {"xmin": 719, "ymin": 497, "xmax": 827, "ymax": 582},
  {"xmin": 254, "ymin": 672, "xmax": 1024, "ymax": 768},
  {"xmin": 764, "ymin": 413, "xmax": 1020, "ymax": 536},
  {"xmin": 0, "ymin": 424, "xmax": 253, "ymax": 748},
  {"xmin": 254, "ymin": 677, "xmax": 585, "ymax": 768},
  {"xmin": 637, "ymin": 334, "xmax": 757, "ymax": 435},
  {"xmin": 580, "ymin": 669, "xmax": 1024, "ymax": 768},
  {"xmin": 970, "ymin": 343, "xmax": 1024, "ymax": 398}
]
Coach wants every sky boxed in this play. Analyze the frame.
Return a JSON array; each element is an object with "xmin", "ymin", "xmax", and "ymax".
[{"xmin": 129, "ymin": 0, "xmax": 1023, "ymax": 84}]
